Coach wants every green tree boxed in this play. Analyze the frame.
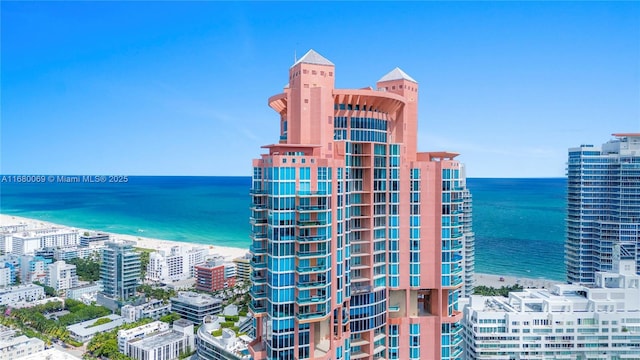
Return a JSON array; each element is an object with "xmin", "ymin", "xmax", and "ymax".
[{"xmin": 68, "ymin": 255, "xmax": 101, "ymax": 282}]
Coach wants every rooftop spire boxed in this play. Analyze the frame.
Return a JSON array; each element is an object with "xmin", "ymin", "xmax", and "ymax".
[
  {"xmin": 378, "ymin": 67, "xmax": 417, "ymax": 83},
  {"xmin": 292, "ymin": 49, "xmax": 334, "ymax": 67}
]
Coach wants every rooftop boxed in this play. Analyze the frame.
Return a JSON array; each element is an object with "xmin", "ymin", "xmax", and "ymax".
[
  {"xmin": 129, "ymin": 330, "xmax": 183, "ymax": 349},
  {"xmin": 378, "ymin": 67, "xmax": 417, "ymax": 83},
  {"xmin": 67, "ymin": 314, "xmax": 125, "ymax": 337},
  {"xmin": 292, "ymin": 49, "xmax": 334, "ymax": 67},
  {"xmin": 171, "ymin": 291, "xmax": 222, "ymax": 306}
]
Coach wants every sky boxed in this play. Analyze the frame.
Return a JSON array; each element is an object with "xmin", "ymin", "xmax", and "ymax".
[{"xmin": 1, "ymin": 2, "xmax": 639, "ymax": 178}]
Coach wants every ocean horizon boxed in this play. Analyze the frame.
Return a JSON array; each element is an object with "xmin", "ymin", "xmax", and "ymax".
[{"xmin": 0, "ymin": 176, "xmax": 567, "ymax": 281}]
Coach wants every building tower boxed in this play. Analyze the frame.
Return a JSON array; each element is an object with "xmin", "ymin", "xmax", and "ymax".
[
  {"xmin": 566, "ymin": 133, "xmax": 640, "ymax": 285},
  {"xmin": 100, "ymin": 240, "xmax": 141, "ymax": 301},
  {"xmin": 248, "ymin": 50, "xmax": 472, "ymax": 360}
]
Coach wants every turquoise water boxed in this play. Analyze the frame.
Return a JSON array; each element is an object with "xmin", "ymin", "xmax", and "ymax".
[{"xmin": 0, "ymin": 177, "xmax": 566, "ymax": 281}]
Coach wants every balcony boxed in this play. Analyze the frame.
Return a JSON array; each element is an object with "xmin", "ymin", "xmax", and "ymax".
[
  {"xmin": 251, "ymin": 272, "xmax": 266, "ymax": 284},
  {"xmin": 296, "ymin": 295, "xmax": 329, "ymax": 305},
  {"xmin": 296, "ymin": 281, "xmax": 328, "ymax": 290},
  {"xmin": 250, "ymin": 301, "xmax": 266, "ymax": 313},
  {"xmin": 297, "ymin": 205, "xmax": 329, "ymax": 212},
  {"xmin": 297, "ymin": 311, "xmax": 328, "ymax": 321},
  {"xmin": 297, "ymin": 235, "xmax": 329, "ymax": 243},
  {"xmin": 297, "ymin": 264, "xmax": 328, "ymax": 274},
  {"xmin": 250, "ymin": 203, "xmax": 267, "ymax": 211},
  {"xmin": 250, "ymin": 244, "xmax": 267, "ymax": 255},
  {"xmin": 251, "ymin": 258, "xmax": 266, "ymax": 270},
  {"xmin": 297, "ymin": 220, "xmax": 328, "ymax": 228},
  {"xmin": 251, "ymin": 218, "xmax": 268, "ymax": 226},
  {"xmin": 250, "ymin": 189, "xmax": 267, "ymax": 196},
  {"xmin": 351, "ymin": 284, "xmax": 372, "ymax": 294},
  {"xmin": 297, "ymin": 191, "xmax": 329, "ymax": 197},
  {"xmin": 296, "ymin": 250, "xmax": 329, "ymax": 259},
  {"xmin": 388, "ymin": 305, "xmax": 400, "ymax": 312},
  {"xmin": 252, "ymin": 232, "xmax": 267, "ymax": 240}
]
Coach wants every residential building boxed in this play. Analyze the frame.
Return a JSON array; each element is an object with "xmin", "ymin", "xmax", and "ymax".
[
  {"xmin": 233, "ymin": 253, "xmax": 251, "ymax": 282},
  {"xmin": 248, "ymin": 50, "xmax": 473, "ymax": 360},
  {"xmin": 121, "ymin": 319, "xmax": 194, "ymax": 360},
  {"xmin": 53, "ymin": 246, "xmax": 103, "ymax": 261},
  {"xmin": 100, "ymin": 240, "xmax": 140, "ymax": 301},
  {"xmin": 45, "ymin": 260, "xmax": 78, "ymax": 294},
  {"xmin": 67, "ymin": 282, "xmax": 102, "ymax": 304},
  {"xmin": 146, "ymin": 246, "xmax": 206, "ymax": 283},
  {"xmin": 67, "ymin": 314, "xmax": 126, "ymax": 343},
  {"xmin": 462, "ymin": 253, "xmax": 640, "ymax": 359},
  {"xmin": 0, "ymin": 326, "xmax": 45, "ymax": 360},
  {"xmin": 19, "ymin": 255, "xmax": 51, "ymax": 284},
  {"xmin": 118, "ymin": 321, "xmax": 170, "ymax": 353},
  {"xmin": 567, "ymin": 133, "xmax": 640, "ymax": 285},
  {"xmin": 170, "ymin": 291, "xmax": 223, "ymax": 324},
  {"xmin": 196, "ymin": 316, "xmax": 252, "ymax": 360},
  {"xmin": 11, "ymin": 228, "xmax": 79, "ymax": 255},
  {"xmin": 20, "ymin": 348, "xmax": 82, "ymax": 360},
  {"xmin": 195, "ymin": 258, "xmax": 236, "ymax": 292},
  {"xmin": 121, "ymin": 299, "xmax": 172, "ymax": 322},
  {"xmin": 79, "ymin": 232, "xmax": 110, "ymax": 247},
  {"xmin": 0, "ymin": 284, "xmax": 45, "ymax": 306},
  {"xmin": 462, "ymin": 184, "xmax": 476, "ymax": 297},
  {"xmin": 0, "ymin": 263, "xmax": 16, "ymax": 287}
]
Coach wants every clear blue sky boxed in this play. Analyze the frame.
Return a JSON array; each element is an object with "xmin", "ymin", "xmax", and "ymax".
[{"xmin": 2, "ymin": 2, "xmax": 639, "ymax": 177}]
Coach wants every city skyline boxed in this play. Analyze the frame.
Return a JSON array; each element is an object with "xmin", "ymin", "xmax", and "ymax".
[{"xmin": 2, "ymin": 2, "xmax": 639, "ymax": 178}]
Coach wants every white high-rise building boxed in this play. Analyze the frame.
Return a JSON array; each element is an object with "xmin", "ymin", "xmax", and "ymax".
[
  {"xmin": 462, "ymin": 252, "xmax": 640, "ymax": 359},
  {"xmin": 567, "ymin": 133, "xmax": 640, "ymax": 285},
  {"xmin": 146, "ymin": 246, "xmax": 206, "ymax": 283},
  {"xmin": 46, "ymin": 260, "xmax": 78, "ymax": 294}
]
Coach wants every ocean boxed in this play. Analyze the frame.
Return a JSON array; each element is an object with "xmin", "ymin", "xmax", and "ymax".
[{"xmin": 0, "ymin": 176, "xmax": 566, "ymax": 281}]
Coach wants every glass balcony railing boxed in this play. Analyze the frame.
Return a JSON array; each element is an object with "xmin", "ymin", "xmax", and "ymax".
[
  {"xmin": 250, "ymin": 244, "xmax": 267, "ymax": 255},
  {"xmin": 296, "ymin": 281, "xmax": 327, "ymax": 289},
  {"xmin": 296, "ymin": 250, "xmax": 329, "ymax": 258},
  {"xmin": 297, "ymin": 235, "xmax": 329, "ymax": 242},
  {"xmin": 251, "ymin": 258, "xmax": 267, "ymax": 270},
  {"xmin": 297, "ymin": 311, "xmax": 327, "ymax": 321},
  {"xmin": 296, "ymin": 220, "xmax": 328, "ymax": 227},
  {"xmin": 296, "ymin": 264, "xmax": 328, "ymax": 274},
  {"xmin": 250, "ymin": 301, "xmax": 266, "ymax": 313},
  {"xmin": 296, "ymin": 295, "xmax": 329, "ymax": 305}
]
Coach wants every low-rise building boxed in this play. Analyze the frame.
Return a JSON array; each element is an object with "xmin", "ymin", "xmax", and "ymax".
[
  {"xmin": 12, "ymin": 228, "xmax": 79, "ymax": 255},
  {"xmin": 121, "ymin": 299, "xmax": 172, "ymax": 322},
  {"xmin": 120, "ymin": 319, "xmax": 195, "ymax": 360},
  {"xmin": 196, "ymin": 316, "xmax": 251, "ymax": 360},
  {"xmin": 67, "ymin": 314, "xmax": 126, "ymax": 343},
  {"xmin": 53, "ymin": 246, "xmax": 102, "ymax": 261},
  {"xmin": 462, "ymin": 258, "xmax": 640, "ymax": 359},
  {"xmin": 0, "ymin": 284, "xmax": 45, "ymax": 306},
  {"xmin": 170, "ymin": 292, "xmax": 222, "ymax": 324},
  {"xmin": 19, "ymin": 255, "xmax": 51, "ymax": 284},
  {"xmin": 118, "ymin": 321, "xmax": 170, "ymax": 353},
  {"xmin": 46, "ymin": 260, "xmax": 78, "ymax": 294},
  {"xmin": 0, "ymin": 325, "xmax": 45, "ymax": 360},
  {"xmin": 66, "ymin": 282, "xmax": 103, "ymax": 304},
  {"xmin": 79, "ymin": 232, "xmax": 110, "ymax": 247},
  {"xmin": 0, "ymin": 263, "xmax": 16, "ymax": 287},
  {"xmin": 195, "ymin": 259, "xmax": 236, "ymax": 292}
]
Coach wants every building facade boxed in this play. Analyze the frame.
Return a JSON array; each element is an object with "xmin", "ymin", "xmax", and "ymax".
[
  {"xmin": 170, "ymin": 292, "xmax": 223, "ymax": 324},
  {"xmin": 0, "ymin": 326, "xmax": 45, "ymax": 360},
  {"xmin": 196, "ymin": 259, "xmax": 237, "ymax": 292},
  {"xmin": 233, "ymin": 254, "xmax": 252, "ymax": 282},
  {"xmin": 100, "ymin": 240, "xmax": 141, "ymax": 301},
  {"xmin": 121, "ymin": 299, "xmax": 172, "ymax": 322},
  {"xmin": 567, "ymin": 133, "xmax": 640, "ymax": 285},
  {"xmin": 146, "ymin": 246, "xmax": 206, "ymax": 283},
  {"xmin": 248, "ymin": 50, "xmax": 472, "ymax": 360},
  {"xmin": 121, "ymin": 319, "xmax": 194, "ymax": 360},
  {"xmin": 0, "ymin": 284, "xmax": 45, "ymax": 306},
  {"xmin": 462, "ymin": 257, "xmax": 640, "ymax": 359},
  {"xmin": 45, "ymin": 260, "xmax": 78, "ymax": 294}
]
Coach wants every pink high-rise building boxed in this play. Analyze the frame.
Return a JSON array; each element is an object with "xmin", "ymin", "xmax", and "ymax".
[{"xmin": 249, "ymin": 50, "xmax": 472, "ymax": 360}]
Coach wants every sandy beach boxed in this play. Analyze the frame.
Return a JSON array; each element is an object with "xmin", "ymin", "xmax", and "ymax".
[
  {"xmin": 0, "ymin": 213, "xmax": 250, "ymax": 261},
  {"xmin": 2, "ymin": 213, "xmax": 563, "ymax": 288},
  {"xmin": 475, "ymin": 273, "xmax": 561, "ymax": 289}
]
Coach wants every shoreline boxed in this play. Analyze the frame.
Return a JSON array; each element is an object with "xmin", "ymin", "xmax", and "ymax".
[
  {"xmin": 0, "ymin": 213, "xmax": 250, "ymax": 261},
  {"xmin": 2, "ymin": 213, "xmax": 563, "ymax": 288}
]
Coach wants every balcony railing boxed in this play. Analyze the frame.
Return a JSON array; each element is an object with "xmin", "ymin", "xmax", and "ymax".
[
  {"xmin": 296, "ymin": 281, "xmax": 327, "ymax": 289},
  {"xmin": 296, "ymin": 264, "xmax": 328, "ymax": 274},
  {"xmin": 297, "ymin": 235, "xmax": 329, "ymax": 243},
  {"xmin": 297, "ymin": 311, "xmax": 327, "ymax": 321},
  {"xmin": 296, "ymin": 295, "xmax": 328, "ymax": 305}
]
